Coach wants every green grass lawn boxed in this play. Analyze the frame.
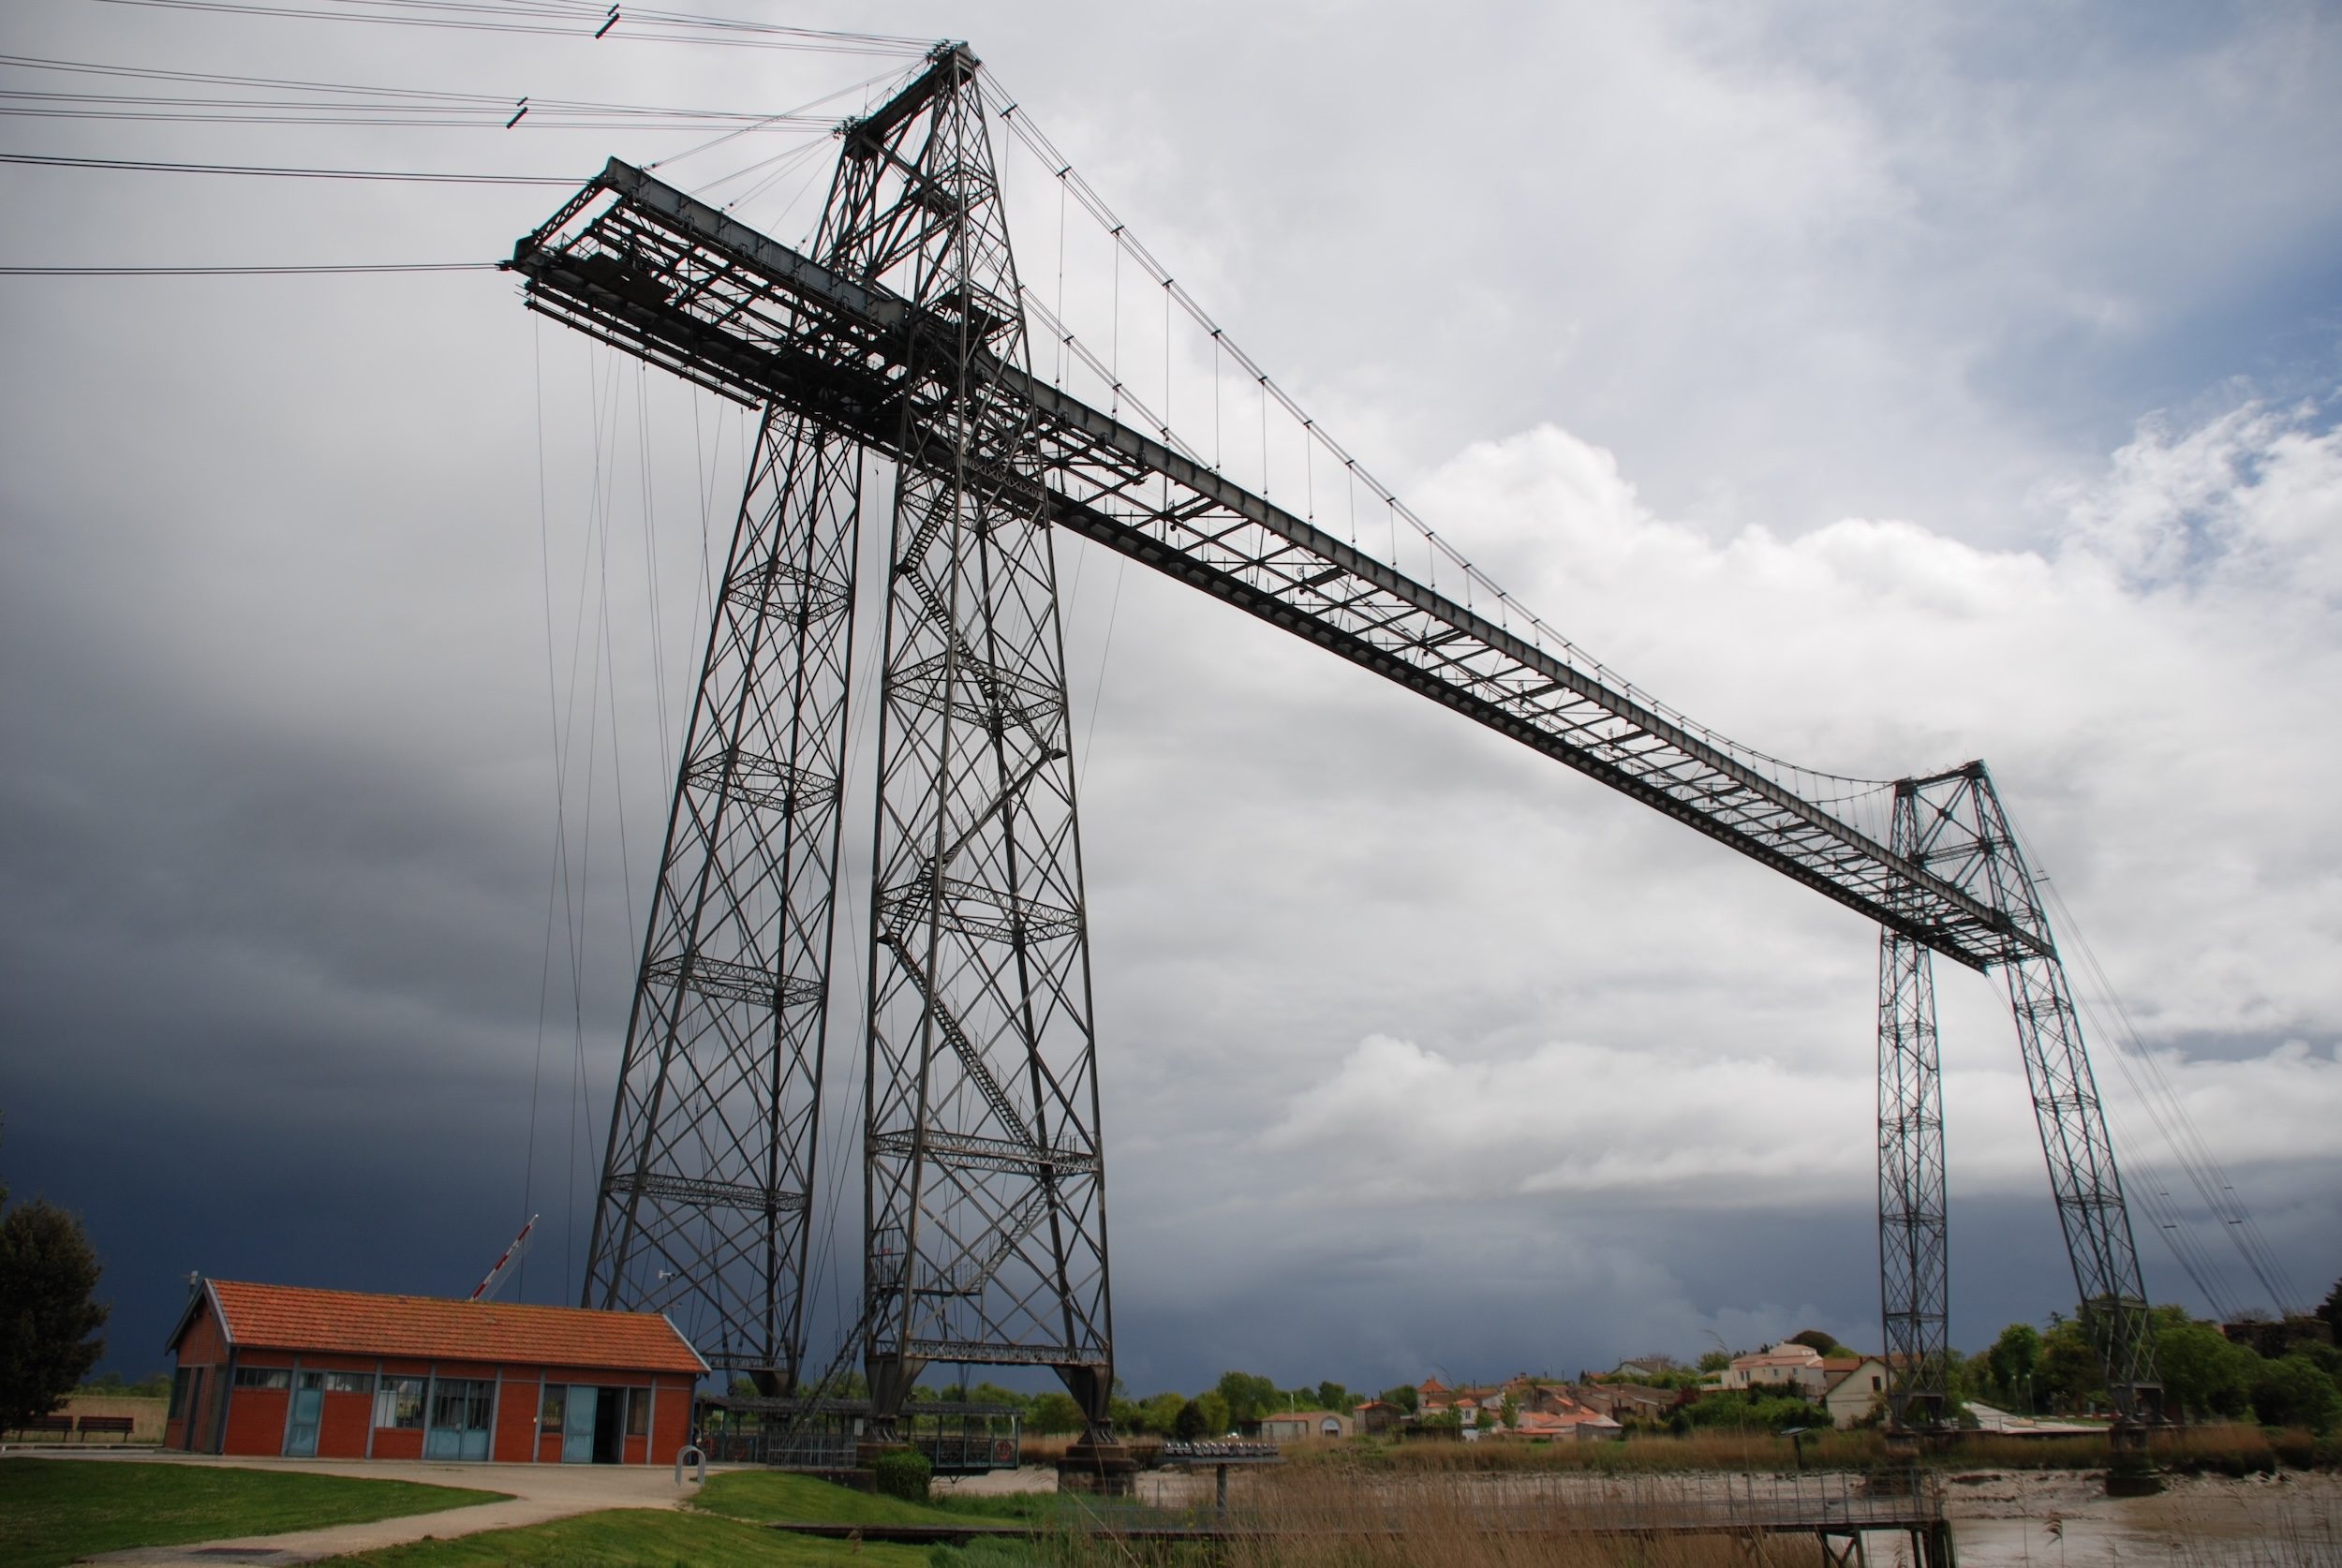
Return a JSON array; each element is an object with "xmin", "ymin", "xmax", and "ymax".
[
  {"xmin": 324, "ymin": 1473, "xmax": 1052, "ymax": 1567},
  {"xmin": 693, "ymin": 1470, "xmax": 970, "ymax": 1527},
  {"xmin": 319, "ymin": 1507, "xmax": 937, "ymax": 1566},
  {"xmin": 0, "ymin": 1457, "xmax": 504, "ymax": 1568},
  {"xmin": 692, "ymin": 1470, "xmax": 1071, "ymax": 1528}
]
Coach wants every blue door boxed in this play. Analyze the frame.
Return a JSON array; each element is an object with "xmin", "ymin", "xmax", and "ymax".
[
  {"xmin": 562, "ymin": 1385, "xmax": 598, "ymax": 1463},
  {"xmin": 283, "ymin": 1374, "xmax": 323, "ymax": 1457},
  {"xmin": 424, "ymin": 1378, "xmax": 494, "ymax": 1461}
]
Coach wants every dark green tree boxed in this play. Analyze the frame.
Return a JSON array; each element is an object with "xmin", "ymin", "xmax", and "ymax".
[
  {"xmin": 2317, "ymin": 1278, "xmax": 2342, "ymax": 1340},
  {"xmin": 1314, "ymin": 1381, "xmax": 1355, "ymax": 1413},
  {"xmin": 1982, "ymin": 1322, "xmax": 2042, "ymax": 1412},
  {"xmin": 1214, "ymin": 1370, "xmax": 1277, "ymax": 1427},
  {"xmin": 2149, "ymin": 1308, "xmax": 2259, "ymax": 1421},
  {"xmin": 1138, "ymin": 1391, "xmax": 1186, "ymax": 1434},
  {"xmin": 1377, "ymin": 1383, "xmax": 1419, "ymax": 1414},
  {"xmin": 1786, "ymin": 1329, "xmax": 1845, "ymax": 1355},
  {"xmin": 0, "ymin": 1176, "xmax": 110, "ymax": 1430},
  {"xmin": 2036, "ymin": 1316, "xmax": 2104, "ymax": 1413},
  {"xmin": 1028, "ymin": 1391, "xmax": 1083, "ymax": 1435},
  {"xmin": 967, "ymin": 1381, "xmax": 1031, "ymax": 1414},
  {"xmin": 1172, "ymin": 1398, "xmax": 1208, "ymax": 1442},
  {"xmin": 2251, "ymin": 1355, "xmax": 2342, "ymax": 1434}
]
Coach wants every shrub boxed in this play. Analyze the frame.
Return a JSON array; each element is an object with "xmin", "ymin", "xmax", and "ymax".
[
  {"xmin": 873, "ymin": 1448, "xmax": 932, "ymax": 1503},
  {"xmin": 2253, "ymin": 1355, "xmax": 2342, "ymax": 1436}
]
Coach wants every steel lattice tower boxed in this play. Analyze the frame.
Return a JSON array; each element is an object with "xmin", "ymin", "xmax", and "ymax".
[
  {"xmin": 576, "ymin": 347, "xmax": 866, "ymax": 1392},
  {"xmin": 835, "ymin": 52, "xmax": 1115, "ymax": 1438},
  {"xmin": 510, "ymin": 40, "xmax": 2163, "ymax": 1457},
  {"xmin": 567, "ymin": 46, "xmax": 1114, "ymax": 1430},
  {"xmin": 1879, "ymin": 763, "xmax": 2159, "ymax": 1427},
  {"xmin": 1877, "ymin": 783, "xmax": 1951, "ymax": 1428}
]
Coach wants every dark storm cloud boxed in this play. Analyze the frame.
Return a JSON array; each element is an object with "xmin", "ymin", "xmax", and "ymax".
[{"xmin": 4, "ymin": 0, "xmax": 2339, "ymax": 1397}]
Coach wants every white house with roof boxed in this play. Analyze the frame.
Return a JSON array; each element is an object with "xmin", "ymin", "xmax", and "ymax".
[
  {"xmin": 1722, "ymin": 1345, "xmax": 1829, "ymax": 1394},
  {"xmin": 1820, "ymin": 1357, "xmax": 1890, "ymax": 1427}
]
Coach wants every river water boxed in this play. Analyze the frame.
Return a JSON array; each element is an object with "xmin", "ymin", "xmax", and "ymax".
[{"xmin": 942, "ymin": 1463, "xmax": 2340, "ymax": 1565}]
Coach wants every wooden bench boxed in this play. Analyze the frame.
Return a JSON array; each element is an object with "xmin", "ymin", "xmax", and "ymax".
[
  {"xmin": 77, "ymin": 1415, "xmax": 139, "ymax": 1442},
  {"xmin": 11, "ymin": 1414, "xmax": 73, "ymax": 1440}
]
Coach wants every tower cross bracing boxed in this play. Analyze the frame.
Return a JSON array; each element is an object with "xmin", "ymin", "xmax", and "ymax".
[{"xmin": 511, "ymin": 43, "xmax": 2160, "ymax": 1439}]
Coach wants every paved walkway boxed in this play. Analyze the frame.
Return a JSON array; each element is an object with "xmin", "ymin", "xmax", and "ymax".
[{"xmin": 44, "ymin": 1449, "xmax": 704, "ymax": 1564}]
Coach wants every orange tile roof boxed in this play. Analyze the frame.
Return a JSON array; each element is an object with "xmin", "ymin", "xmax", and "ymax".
[{"xmin": 191, "ymin": 1280, "xmax": 706, "ymax": 1375}]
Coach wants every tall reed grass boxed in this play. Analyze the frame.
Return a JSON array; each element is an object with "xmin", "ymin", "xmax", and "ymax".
[{"xmin": 1267, "ymin": 1422, "xmax": 2336, "ymax": 1475}]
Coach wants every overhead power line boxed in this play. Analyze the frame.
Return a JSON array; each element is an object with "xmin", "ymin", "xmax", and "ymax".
[
  {"xmin": 0, "ymin": 260, "xmax": 498, "ymax": 274},
  {"xmin": 0, "ymin": 52, "xmax": 853, "ymax": 129},
  {"xmin": 0, "ymin": 152, "xmax": 578, "ymax": 183},
  {"xmin": 83, "ymin": 0, "xmax": 937, "ymax": 54}
]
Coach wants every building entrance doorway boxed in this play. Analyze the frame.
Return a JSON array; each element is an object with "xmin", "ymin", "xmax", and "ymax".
[
  {"xmin": 282, "ymin": 1372, "xmax": 322, "ymax": 1457},
  {"xmin": 557, "ymin": 1385, "xmax": 625, "ymax": 1463},
  {"xmin": 423, "ymin": 1377, "xmax": 493, "ymax": 1461}
]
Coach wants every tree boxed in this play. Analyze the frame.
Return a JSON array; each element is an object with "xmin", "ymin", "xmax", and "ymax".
[
  {"xmin": 1786, "ymin": 1329, "xmax": 1845, "ymax": 1356},
  {"xmin": 1195, "ymin": 1391, "xmax": 1231, "ymax": 1436},
  {"xmin": 2036, "ymin": 1317, "xmax": 2104, "ymax": 1413},
  {"xmin": 1029, "ymin": 1392, "xmax": 1084, "ymax": 1435},
  {"xmin": 967, "ymin": 1381, "xmax": 1030, "ymax": 1414},
  {"xmin": 2317, "ymin": 1278, "xmax": 2342, "ymax": 1340},
  {"xmin": 0, "ymin": 1176, "xmax": 110, "ymax": 1431},
  {"xmin": 1378, "ymin": 1383, "xmax": 1419, "ymax": 1414},
  {"xmin": 1215, "ymin": 1370, "xmax": 1276, "ymax": 1428},
  {"xmin": 1173, "ymin": 1398, "xmax": 1208, "ymax": 1441},
  {"xmin": 1314, "ymin": 1381, "xmax": 1355, "ymax": 1413},
  {"xmin": 1697, "ymin": 1350, "xmax": 1731, "ymax": 1373},
  {"xmin": 1138, "ymin": 1391, "xmax": 1186, "ymax": 1435},
  {"xmin": 1981, "ymin": 1322, "xmax": 2041, "ymax": 1412},
  {"xmin": 2251, "ymin": 1355, "xmax": 2341, "ymax": 1435},
  {"xmin": 2149, "ymin": 1309, "xmax": 2259, "ymax": 1421},
  {"xmin": 81, "ymin": 1370, "xmax": 170, "ymax": 1399},
  {"xmin": 1499, "ymin": 1391, "xmax": 1519, "ymax": 1430}
]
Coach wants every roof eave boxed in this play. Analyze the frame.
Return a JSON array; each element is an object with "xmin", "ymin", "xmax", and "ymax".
[
  {"xmin": 163, "ymin": 1276, "xmax": 230, "ymax": 1356},
  {"xmin": 662, "ymin": 1310, "xmax": 712, "ymax": 1375}
]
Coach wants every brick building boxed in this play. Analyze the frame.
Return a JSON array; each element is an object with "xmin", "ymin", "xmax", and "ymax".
[{"xmin": 163, "ymin": 1278, "xmax": 706, "ymax": 1465}]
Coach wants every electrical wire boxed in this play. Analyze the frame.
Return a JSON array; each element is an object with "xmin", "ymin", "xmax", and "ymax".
[
  {"xmin": 83, "ymin": 0, "xmax": 936, "ymax": 54},
  {"xmin": 0, "ymin": 53, "xmax": 853, "ymax": 128},
  {"xmin": 0, "ymin": 261, "xmax": 497, "ymax": 274},
  {"xmin": 2003, "ymin": 810, "xmax": 2304, "ymax": 1320},
  {"xmin": 0, "ymin": 151, "xmax": 578, "ymax": 182}
]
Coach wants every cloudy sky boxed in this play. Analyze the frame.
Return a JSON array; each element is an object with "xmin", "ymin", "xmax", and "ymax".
[{"xmin": 4, "ymin": 0, "xmax": 2338, "ymax": 1398}]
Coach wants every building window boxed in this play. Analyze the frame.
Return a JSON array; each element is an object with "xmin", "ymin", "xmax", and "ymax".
[
  {"xmin": 627, "ymin": 1388, "xmax": 649, "ymax": 1438},
  {"xmin": 540, "ymin": 1385, "xmax": 566, "ymax": 1434},
  {"xmin": 324, "ymin": 1371, "xmax": 374, "ymax": 1395},
  {"xmin": 431, "ymin": 1378, "xmax": 494, "ymax": 1434},
  {"xmin": 297, "ymin": 1370, "xmax": 325, "ymax": 1391},
  {"xmin": 168, "ymin": 1368, "xmax": 195, "ymax": 1418},
  {"xmin": 233, "ymin": 1367, "xmax": 291, "ymax": 1391},
  {"xmin": 375, "ymin": 1376, "xmax": 425, "ymax": 1429}
]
